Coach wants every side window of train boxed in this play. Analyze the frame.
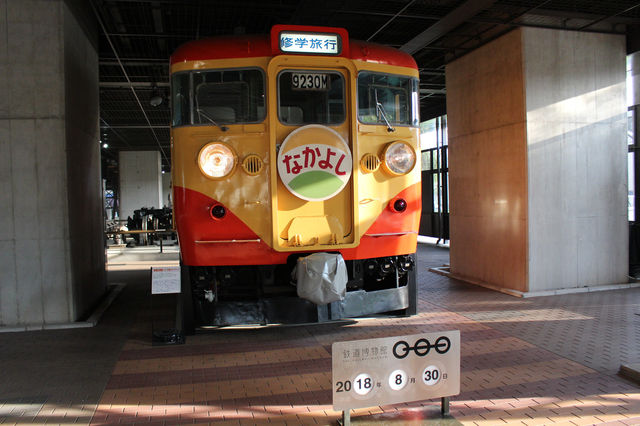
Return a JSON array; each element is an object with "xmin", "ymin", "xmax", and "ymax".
[
  {"xmin": 278, "ymin": 71, "xmax": 345, "ymax": 125},
  {"xmin": 171, "ymin": 73, "xmax": 190, "ymax": 127}
]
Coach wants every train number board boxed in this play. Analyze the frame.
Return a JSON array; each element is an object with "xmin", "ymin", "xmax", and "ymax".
[
  {"xmin": 332, "ymin": 331, "xmax": 460, "ymax": 411},
  {"xmin": 291, "ymin": 73, "xmax": 329, "ymax": 90}
]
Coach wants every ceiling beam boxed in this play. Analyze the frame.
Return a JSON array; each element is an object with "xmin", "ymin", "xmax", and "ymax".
[
  {"xmin": 91, "ymin": 0, "xmax": 170, "ymax": 163},
  {"xmin": 339, "ymin": 10, "xmax": 440, "ymax": 21},
  {"xmin": 100, "ymin": 59, "xmax": 169, "ymax": 66},
  {"xmin": 578, "ymin": 3, "xmax": 640, "ymax": 30},
  {"xmin": 505, "ymin": 7, "xmax": 640, "ymax": 25},
  {"xmin": 400, "ymin": 0, "xmax": 497, "ymax": 55},
  {"xmin": 100, "ymin": 125, "xmax": 170, "ymax": 129},
  {"xmin": 100, "ymin": 118, "xmax": 133, "ymax": 149},
  {"xmin": 100, "ymin": 81, "xmax": 170, "ymax": 88},
  {"xmin": 100, "ymin": 56, "xmax": 167, "ymax": 62},
  {"xmin": 103, "ymin": 32, "xmax": 192, "ymax": 38},
  {"xmin": 367, "ymin": 0, "xmax": 418, "ymax": 41}
]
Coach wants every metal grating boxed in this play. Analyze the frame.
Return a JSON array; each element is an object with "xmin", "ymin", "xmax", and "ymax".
[
  {"xmin": 242, "ymin": 154, "xmax": 264, "ymax": 176},
  {"xmin": 361, "ymin": 153, "xmax": 382, "ymax": 173}
]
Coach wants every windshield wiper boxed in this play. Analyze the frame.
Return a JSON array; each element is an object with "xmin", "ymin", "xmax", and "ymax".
[
  {"xmin": 375, "ymin": 90, "xmax": 395, "ymax": 133},
  {"xmin": 196, "ymin": 108, "xmax": 229, "ymax": 131}
]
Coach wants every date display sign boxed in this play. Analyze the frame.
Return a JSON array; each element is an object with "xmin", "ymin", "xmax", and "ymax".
[{"xmin": 332, "ymin": 331, "xmax": 460, "ymax": 411}]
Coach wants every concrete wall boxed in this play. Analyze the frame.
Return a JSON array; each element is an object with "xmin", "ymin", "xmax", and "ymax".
[
  {"xmin": 119, "ymin": 151, "xmax": 163, "ymax": 220},
  {"xmin": 446, "ymin": 30, "xmax": 529, "ymax": 292},
  {"xmin": 446, "ymin": 27, "xmax": 628, "ymax": 294},
  {"xmin": 64, "ymin": 0, "xmax": 105, "ymax": 318},
  {"xmin": 0, "ymin": 0, "xmax": 104, "ymax": 327},
  {"xmin": 524, "ymin": 28, "xmax": 628, "ymax": 291}
]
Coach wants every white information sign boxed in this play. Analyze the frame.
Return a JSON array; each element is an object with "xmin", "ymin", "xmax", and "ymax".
[
  {"xmin": 279, "ymin": 32, "xmax": 340, "ymax": 55},
  {"xmin": 332, "ymin": 330, "xmax": 460, "ymax": 411},
  {"xmin": 151, "ymin": 266, "xmax": 181, "ymax": 294}
]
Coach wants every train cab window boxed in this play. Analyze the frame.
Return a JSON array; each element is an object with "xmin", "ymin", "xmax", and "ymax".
[
  {"xmin": 357, "ymin": 72, "xmax": 419, "ymax": 127},
  {"xmin": 172, "ymin": 68, "xmax": 265, "ymax": 126},
  {"xmin": 278, "ymin": 71, "xmax": 345, "ymax": 125},
  {"xmin": 193, "ymin": 69, "xmax": 265, "ymax": 125}
]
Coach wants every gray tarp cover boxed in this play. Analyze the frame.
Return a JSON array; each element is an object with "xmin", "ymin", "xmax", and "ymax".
[{"xmin": 296, "ymin": 253, "xmax": 347, "ymax": 305}]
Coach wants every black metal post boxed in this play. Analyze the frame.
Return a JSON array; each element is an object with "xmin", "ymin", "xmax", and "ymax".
[{"xmin": 441, "ymin": 396, "xmax": 449, "ymax": 416}]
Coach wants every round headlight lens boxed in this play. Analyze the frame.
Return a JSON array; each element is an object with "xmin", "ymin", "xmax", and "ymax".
[
  {"xmin": 382, "ymin": 141, "xmax": 416, "ymax": 175},
  {"xmin": 198, "ymin": 143, "xmax": 237, "ymax": 179}
]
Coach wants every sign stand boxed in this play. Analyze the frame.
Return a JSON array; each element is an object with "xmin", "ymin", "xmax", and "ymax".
[
  {"xmin": 341, "ymin": 397, "xmax": 449, "ymax": 425},
  {"xmin": 342, "ymin": 409, "xmax": 350, "ymax": 426},
  {"xmin": 150, "ymin": 266, "xmax": 185, "ymax": 345},
  {"xmin": 441, "ymin": 396, "xmax": 449, "ymax": 416}
]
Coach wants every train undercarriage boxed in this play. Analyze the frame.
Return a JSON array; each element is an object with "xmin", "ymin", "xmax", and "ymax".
[{"xmin": 181, "ymin": 253, "xmax": 417, "ymax": 332}]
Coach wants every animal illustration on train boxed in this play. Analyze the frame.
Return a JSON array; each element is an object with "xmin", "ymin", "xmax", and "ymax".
[{"xmin": 170, "ymin": 25, "xmax": 421, "ymax": 330}]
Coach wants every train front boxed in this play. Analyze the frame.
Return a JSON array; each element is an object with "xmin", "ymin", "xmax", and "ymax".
[{"xmin": 171, "ymin": 25, "xmax": 421, "ymax": 329}]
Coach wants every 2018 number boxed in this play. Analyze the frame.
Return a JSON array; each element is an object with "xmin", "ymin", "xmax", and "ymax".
[{"xmin": 336, "ymin": 380, "xmax": 351, "ymax": 392}]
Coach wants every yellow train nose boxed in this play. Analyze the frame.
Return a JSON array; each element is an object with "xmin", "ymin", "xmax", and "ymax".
[{"xmin": 273, "ymin": 125, "xmax": 356, "ymax": 251}]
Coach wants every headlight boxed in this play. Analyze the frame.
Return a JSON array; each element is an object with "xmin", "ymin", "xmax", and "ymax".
[
  {"xmin": 197, "ymin": 142, "xmax": 237, "ymax": 179},
  {"xmin": 382, "ymin": 141, "xmax": 416, "ymax": 175}
]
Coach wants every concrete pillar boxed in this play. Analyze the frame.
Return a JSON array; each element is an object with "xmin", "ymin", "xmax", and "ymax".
[
  {"xmin": 0, "ymin": 0, "xmax": 105, "ymax": 327},
  {"xmin": 119, "ymin": 151, "xmax": 163, "ymax": 220},
  {"xmin": 446, "ymin": 27, "xmax": 628, "ymax": 295}
]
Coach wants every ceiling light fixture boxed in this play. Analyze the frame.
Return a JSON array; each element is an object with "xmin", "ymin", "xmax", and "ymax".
[{"xmin": 150, "ymin": 84, "xmax": 163, "ymax": 107}]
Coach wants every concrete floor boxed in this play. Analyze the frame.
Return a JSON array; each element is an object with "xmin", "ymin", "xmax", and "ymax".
[{"xmin": 1, "ymin": 243, "xmax": 639, "ymax": 425}]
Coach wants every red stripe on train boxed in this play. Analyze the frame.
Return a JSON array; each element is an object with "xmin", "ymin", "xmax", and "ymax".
[{"xmin": 174, "ymin": 183, "xmax": 420, "ymax": 266}]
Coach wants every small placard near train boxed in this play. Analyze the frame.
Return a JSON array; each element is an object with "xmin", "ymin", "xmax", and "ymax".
[
  {"xmin": 332, "ymin": 330, "xmax": 460, "ymax": 411},
  {"xmin": 151, "ymin": 266, "xmax": 181, "ymax": 294}
]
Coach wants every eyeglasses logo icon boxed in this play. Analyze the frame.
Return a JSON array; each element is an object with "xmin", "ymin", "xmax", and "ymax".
[{"xmin": 392, "ymin": 336, "xmax": 451, "ymax": 359}]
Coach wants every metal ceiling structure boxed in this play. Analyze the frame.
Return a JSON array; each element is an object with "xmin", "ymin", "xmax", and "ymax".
[{"xmin": 93, "ymin": 0, "xmax": 640, "ymax": 171}]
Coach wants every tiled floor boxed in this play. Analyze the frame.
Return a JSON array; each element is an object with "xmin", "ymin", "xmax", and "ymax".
[{"xmin": 1, "ymin": 244, "xmax": 639, "ymax": 425}]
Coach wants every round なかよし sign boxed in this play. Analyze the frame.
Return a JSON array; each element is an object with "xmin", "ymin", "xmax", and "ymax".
[{"xmin": 277, "ymin": 125, "xmax": 352, "ymax": 201}]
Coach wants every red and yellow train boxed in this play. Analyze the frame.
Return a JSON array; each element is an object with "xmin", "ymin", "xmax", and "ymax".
[{"xmin": 171, "ymin": 25, "xmax": 421, "ymax": 329}]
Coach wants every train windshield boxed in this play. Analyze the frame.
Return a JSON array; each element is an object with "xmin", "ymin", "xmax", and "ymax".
[
  {"xmin": 278, "ymin": 70, "xmax": 345, "ymax": 125},
  {"xmin": 357, "ymin": 72, "xmax": 419, "ymax": 127},
  {"xmin": 172, "ymin": 68, "xmax": 265, "ymax": 126}
]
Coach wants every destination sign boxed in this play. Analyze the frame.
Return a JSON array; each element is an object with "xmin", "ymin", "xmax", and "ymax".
[{"xmin": 279, "ymin": 32, "xmax": 340, "ymax": 55}]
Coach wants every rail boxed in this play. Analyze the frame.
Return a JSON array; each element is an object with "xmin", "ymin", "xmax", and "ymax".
[{"xmin": 105, "ymin": 229, "xmax": 176, "ymax": 253}]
